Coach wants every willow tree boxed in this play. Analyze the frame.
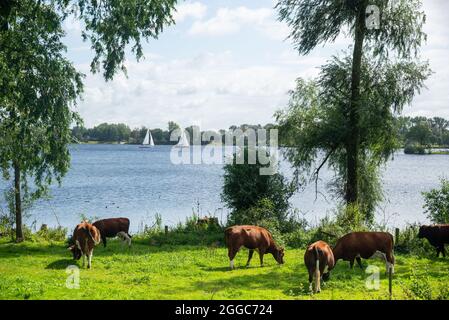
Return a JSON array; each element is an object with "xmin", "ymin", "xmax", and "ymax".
[
  {"xmin": 0, "ymin": 0, "xmax": 177, "ymax": 242},
  {"xmin": 276, "ymin": 0, "xmax": 428, "ymax": 208},
  {"xmin": 276, "ymin": 55, "xmax": 430, "ymax": 222}
]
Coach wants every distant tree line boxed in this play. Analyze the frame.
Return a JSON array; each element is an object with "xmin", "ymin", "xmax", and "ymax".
[
  {"xmin": 71, "ymin": 117, "xmax": 448, "ymax": 149},
  {"xmin": 397, "ymin": 116, "xmax": 449, "ymax": 152},
  {"xmin": 71, "ymin": 122, "xmax": 278, "ymax": 145}
]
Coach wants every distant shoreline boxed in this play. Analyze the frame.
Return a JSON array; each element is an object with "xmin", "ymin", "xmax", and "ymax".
[{"xmin": 73, "ymin": 141, "xmax": 449, "ymax": 154}]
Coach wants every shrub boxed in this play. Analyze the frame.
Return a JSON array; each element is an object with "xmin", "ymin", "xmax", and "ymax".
[
  {"xmin": 394, "ymin": 223, "xmax": 434, "ymax": 255},
  {"xmin": 283, "ymin": 228, "xmax": 312, "ymax": 248},
  {"xmin": 134, "ymin": 213, "xmax": 224, "ymax": 247},
  {"xmin": 34, "ymin": 225, "xmax": 67, "ymax": 242},
  {"xmin": 404, "ymin": 143, "xmax": 427, "ymax": 155},
  {"xmin": 222, "ymin": 147, "xmax": 296, "ymax": 228},
  {"xmin": 422, "ymin": 178, "xmax": 449, "ymax": 224}
]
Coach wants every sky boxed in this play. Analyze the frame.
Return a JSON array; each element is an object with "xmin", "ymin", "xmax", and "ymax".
[{"xmin": 63, "ymin": 0, "xmax": 449, "ymax": 130}]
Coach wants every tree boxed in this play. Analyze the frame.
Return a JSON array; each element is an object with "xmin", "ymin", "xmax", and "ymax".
[
  {"xmin": 277, "ymin": 0, "xmax": 427, "ymax": 207},
  {"xmin": 0, "ymin": 0, "xmax": 177, "ymax": 241},
  {"xmin": 168, "ymin": 121, "xmax": 180, "ymax": 133},
  {"xmin": 276, "ymin": 55, "xmax": 430, "ymax": 223},
  {"xmin": 406, "ymin": 121, "xmax": 433, "ymax": 147},
  {"xmin": 422, "ymin": 179, "xmax": 449, "ymax": 224},
  {"xmin": 221, "ymin": 148, "xmax": 296, "ymax": 230}
]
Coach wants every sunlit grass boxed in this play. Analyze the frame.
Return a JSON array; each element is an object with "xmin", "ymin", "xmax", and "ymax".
[{"xmin": 0, "ymin": 239, "xmax": 448, "ymax": 300}]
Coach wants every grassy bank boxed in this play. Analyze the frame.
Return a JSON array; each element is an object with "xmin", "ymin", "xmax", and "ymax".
[{"xmin": 0, "ymin": 239, "xmax": 448, "ymax": 300}]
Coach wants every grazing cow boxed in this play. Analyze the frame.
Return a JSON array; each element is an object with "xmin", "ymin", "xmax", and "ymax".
[
  {"xmin": 333, "ymin": 232, "xmax": 395, "ymax": 273},
  {"xmin": 92, "ymin": 217, "xmax": 132, "ymax": 248},
  {"xmin": 225, "ymin": 225, "xmax": 285, "ymax": 270},
  {"xmin": 304, "ymin": 241, "xmax": 335, "ymax": 293},
  {"xmin": 68, "ymin": 221, "xmax": 101, "ymax": 269},
  {"xmin": 418, "ymin": 224, "xmax": 449, "ymax": 257}
]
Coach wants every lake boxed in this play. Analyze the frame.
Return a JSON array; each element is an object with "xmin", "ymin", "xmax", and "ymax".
[{"xmin": 1, "ymin": 144, "xmax": 448, "ymax": 232}]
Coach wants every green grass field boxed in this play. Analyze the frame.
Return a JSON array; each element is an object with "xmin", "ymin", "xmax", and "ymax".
[{"xmin": 0, "ymin": 239, "xmax": 448, "ymax": 300}]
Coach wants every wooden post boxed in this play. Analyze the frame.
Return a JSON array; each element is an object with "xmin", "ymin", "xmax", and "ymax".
[
  {"xmin": 165, "ymin": 225, "xmax": 168, "ymax": 235},
  {"xmin": 395, "ymin": 228, "xmax": 400, "ymax": 245},
  {"xmin": 389, "ymin": 266, "xmax": 393, "ymax": 300}
]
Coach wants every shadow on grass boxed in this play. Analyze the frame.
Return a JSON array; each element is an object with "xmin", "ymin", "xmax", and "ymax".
[{"xmin": 46, "ymin": 259, "xmax": 76, "ymax": 270}]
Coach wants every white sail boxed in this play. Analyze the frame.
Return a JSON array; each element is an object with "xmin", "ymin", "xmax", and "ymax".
[
  {"xmin": 142, "ymin": 129, "xmax": 150, "ymax": 145},
  {"xmin": 149, "ymin": 131, "xmax": 155, "ymax": 146},
  {"xmin": 175, "ymin": 129, "xmax": 190, "ymax": 148}
]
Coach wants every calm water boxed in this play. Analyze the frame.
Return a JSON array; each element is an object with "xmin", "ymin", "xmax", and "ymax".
[{"xmin": 1, "ymin": 144, "xmax": 448, "ymax": 232}]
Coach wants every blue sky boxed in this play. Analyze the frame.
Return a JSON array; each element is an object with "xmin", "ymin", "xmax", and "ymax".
[{"xmin": 63, "ymin": 0, "xmax": 449, "ymax": 130}]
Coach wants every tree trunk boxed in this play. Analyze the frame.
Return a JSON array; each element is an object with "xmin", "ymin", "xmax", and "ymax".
[
  {"xmin": 346, "ymin": 1, "xmax": 367, "ymax": 204},
  {"xmin": 14, "ymin": 161, "xmax": 24, "ymax": 242}
]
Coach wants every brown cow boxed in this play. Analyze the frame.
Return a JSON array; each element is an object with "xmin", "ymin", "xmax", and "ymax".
[
  {"xmin": 333, "ymin": 232, "xmax": 395, "ymax": 273},
  {"xmin": 93, "ymin": 217, "xmax": 131, "ymax": 248},
  {"xmin": 225, "ymin": 225, "xmax": 284, "ymax": 270},
  {"xmin": 418, "ymin": 224, "xmax": 449, "ymax": 257},
  {"xmin": 68, "ymin": 221, "xmax": 101, "ymax": 269},
  {"xmin": 304, "ymin": 240, "xmax": 335, "ymax": 293}
]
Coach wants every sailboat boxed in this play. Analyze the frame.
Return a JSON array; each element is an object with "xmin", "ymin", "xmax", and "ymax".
[
  {"xmin": 174, "ymin": 129, "xmax": 190, "ymax": 148},
  {"xmin": 139, "ymin": 129, "xmax": 155, "ymax": 148}
]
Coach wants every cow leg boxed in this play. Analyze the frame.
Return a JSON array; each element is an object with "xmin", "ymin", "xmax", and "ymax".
[
  {"xmin": 308, "ymin": 272, "xmax": 313, "ymax": 292},
  {"xmin": 87, "ymin": 250, "xmax": 93, "ymax": 269},
  {"xmin": 228, "ymin": 247, "xmax": 238, "ymax": 270},
  {"xmin": 246, "ymin": 250, "xmax": 254, "ymax": 267},
  {"xmin": 349, "ymin": 259, "xmax": 354, "ymax": 269},
  {"xmin": 258, "ymin": 249, "xmax": 266, "ymax": 267},
  {"xmin": 442, "ymin": 245, "xmax": 446, "ymax": 258},
  {"xmin": 82, "ymin": 254, "xmax": 86, "ymax": 268},
  {"xmin": 385, "ymin": 251, "xmax": 395, "ymax": 274},
  {"xmin": 102, "ymin": 236, "xmax": 107, "ymax": 248},
  {"xmin": 356, "ymin": 257, "xmax": 363, "ymax": 269},
  {"xmin": 436, "ymin": 247, "xmax": 441, "ymax": 258}
]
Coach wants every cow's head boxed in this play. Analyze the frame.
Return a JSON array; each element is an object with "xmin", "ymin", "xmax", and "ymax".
[
  {"xmin": 274, "ymin": 247, "xmax": 285, "ymax": 264},
  {"xmin": 68, "ymin": 241, "xmax": 82, "ymax": 260},
  {"xmin": 418, "ymin": 225, "xmax": 429, "ymax": 239}
]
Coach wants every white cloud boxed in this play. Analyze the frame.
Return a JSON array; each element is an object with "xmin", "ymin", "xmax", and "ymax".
[
  {"xmin": 76, "ymin": 50, "xmax": 298, "ymax": 130},
  {"xmin": 72, "ymin": 0, "xmax": 449, "ymax": 129},
  {"xmin": 188, "ymin": 6, "xmax": 289, "ymax": 40},
  {"xmin": 173, "ymin": 1, "xmax": 207, "ymax": 23}
]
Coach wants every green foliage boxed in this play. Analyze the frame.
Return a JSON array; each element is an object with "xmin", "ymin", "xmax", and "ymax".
[
  {"xmin": 404, "ymin": 143, "xmax": 428, "ymax": 155},
  {"xmin": 402, "ymin": 268, "xmax": 433, "ymax": 300},
  {"xmin": 33, "ymin": 226, "xmax": 67, "ymax": 242},
  {"xmin": 277, "ymin": 0, "xmax": 427, "ymax": 61},
  {"xmin": 75, "ymin": 123, "xmax": 131, "ymax": 142},
  {"xmin": 222, "ymin": 148, "xmax": 296, "ymax": 230},
  {"xmin": 394, "ymin": 223, "xmax": 434, "ymax": 256},
  {"xmin": 0, "ymin": 1, "xmax": 84, "ymax": 200},
  {"xmin": 276, "ymin": 55, "xmax": 430, "ymax": 223},
  {"xmin": 67, "ymin": 0, "xmax": 178, "ymax": 80},
  {"xmin": 134, "ymin": 213, "xmax": 224, "ymax": 247},
  {"xmin": 422, "ymin": 179, "xmax": 449, "ymax": 224},
  {"xmin": 276, "ymin": 0, "xmax": 429, "ymax": 222}
]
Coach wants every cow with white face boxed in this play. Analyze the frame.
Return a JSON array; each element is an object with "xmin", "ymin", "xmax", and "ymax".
[{"xmin": 68, "ymin": 221, "xmax": 101, "ymax": 269}]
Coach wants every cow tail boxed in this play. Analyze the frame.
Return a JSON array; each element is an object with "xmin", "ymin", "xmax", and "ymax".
[
  {"xmin": 84, "ymin": 227, "xmax": 100, "ymax": 245},
  {"xmin": 313, "ymin": 246, "xmax": 320, "ymax": 290}
]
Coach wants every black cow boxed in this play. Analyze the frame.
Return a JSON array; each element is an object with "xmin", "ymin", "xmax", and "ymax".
[{"xmin": 418, "ymin": 225, "xmax": 449, "ymax": 257}]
